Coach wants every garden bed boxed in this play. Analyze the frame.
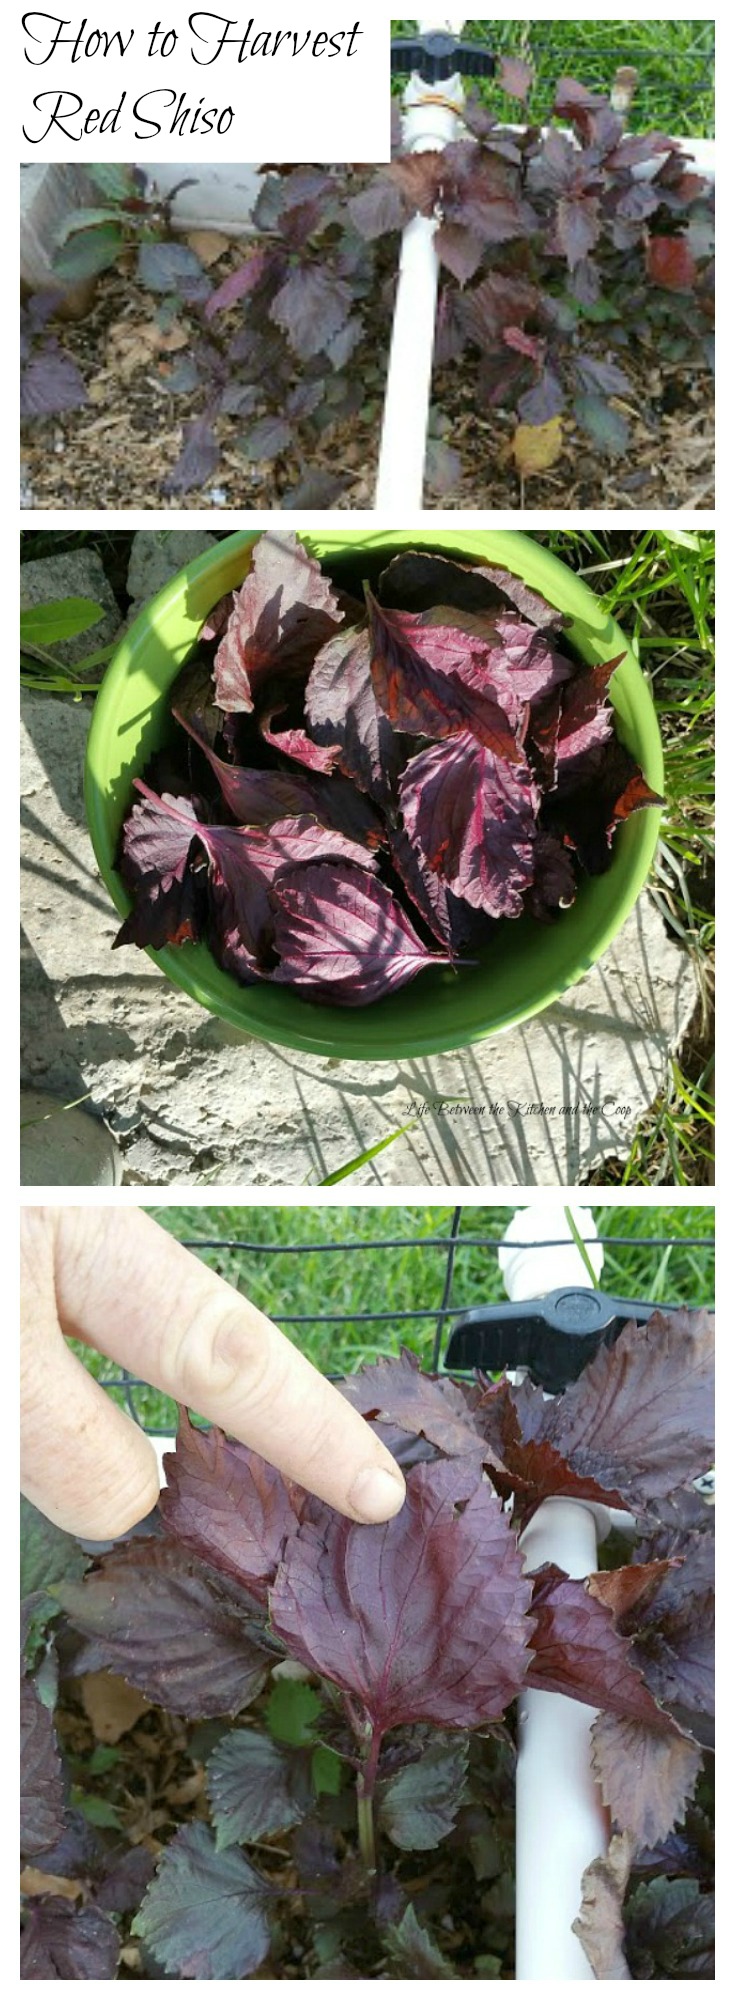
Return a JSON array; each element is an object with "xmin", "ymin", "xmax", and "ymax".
[{"xmin": 21, "ymin": 257, "xmax": 714, "ymax": 513}]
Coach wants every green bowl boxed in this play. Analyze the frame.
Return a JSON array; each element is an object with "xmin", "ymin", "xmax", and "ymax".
[{"xmin": 85, "ymin": 529, "xmax": 663, "ymax": 1060}]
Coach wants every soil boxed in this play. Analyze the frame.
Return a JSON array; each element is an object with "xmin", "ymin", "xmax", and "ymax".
[{"xmin": 21, "ymin": 256, "xmax": 714, "ymax": 514}]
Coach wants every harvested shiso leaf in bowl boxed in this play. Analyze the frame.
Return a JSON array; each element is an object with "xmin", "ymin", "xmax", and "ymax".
[{"xmin": 86, "ymin": 529, "xmax": 664, "ymax": 1059}]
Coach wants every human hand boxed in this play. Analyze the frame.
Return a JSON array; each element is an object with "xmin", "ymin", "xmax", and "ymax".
[{"xmin": 21, "ymin": 1208, "xmax": 406, "ymax": 1539}]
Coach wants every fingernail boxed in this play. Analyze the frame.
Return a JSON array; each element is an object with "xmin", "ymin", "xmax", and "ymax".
[{"xmin": 348, "ymin": 1465, "xmax": 406, "ymax": 1522}]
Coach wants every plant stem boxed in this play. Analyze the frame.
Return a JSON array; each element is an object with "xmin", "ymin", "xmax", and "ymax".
[
  {"xmin": 356, "ymin": 1786, "xmax": 376, "ymax": 1873},
  {"xmin": 356, "ymin": 1727, "xmax": 382, "ymax": 1875}
]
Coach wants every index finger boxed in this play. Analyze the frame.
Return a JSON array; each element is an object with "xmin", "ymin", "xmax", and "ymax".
[{"xmin": 49, "ymin": 1208, "xmax": 406, "ymax": 1524}]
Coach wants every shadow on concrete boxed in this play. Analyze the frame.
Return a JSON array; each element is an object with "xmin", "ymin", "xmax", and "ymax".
[
  {"xmin": 261, "ymin": 907, "xmax": 683, "ymax": 1187},
  {"xmin": 21, "ymin": 802, "xmax": 112, "ymax": 920},
  {"xmin": 20, "ymin": 926, "xmax": 88, "ymax": 1103},
  {"xmin": 21, "ymin": 691, "xmax": 93, "ymax": 827}
]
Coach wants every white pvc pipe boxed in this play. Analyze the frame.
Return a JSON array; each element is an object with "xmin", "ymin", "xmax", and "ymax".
[
  {"xmin": 375, "ymin": 26, "xmax": 466, "ymax": 512},
  {"xmin": 504, "ymin": 1203, "xmax": 610, "ymax": 1982},
  {"xmin": 516, "ymin": 1500, "xmax": 609, "ymax": 1981},
  {"xmin": 374, "ymin": 209, "xmax": 442, "ymax": 513}
]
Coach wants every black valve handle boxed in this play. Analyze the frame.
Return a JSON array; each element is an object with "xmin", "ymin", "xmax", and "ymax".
[
  {"xmin": 390, "ymin": 33, "xmax": 496, "ymax": 83},
  {"xmin": 444, "ymin": 1289, "xmax": 669, "ymax": 1393}
]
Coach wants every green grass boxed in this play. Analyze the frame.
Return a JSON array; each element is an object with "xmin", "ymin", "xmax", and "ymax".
[
  {"xmin": 392, "ymin": 19, "xmax": 714, "ymax": 138},
  {"xmin": 72, "ymin": 1203, "xmax": 714, "ymax": 1432},
  {"xmin": 531, "ymin": 529, "xmax": 714, "ymax": 1187}
]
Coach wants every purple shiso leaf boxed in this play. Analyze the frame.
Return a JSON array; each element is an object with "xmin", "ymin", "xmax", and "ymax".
[
  {"xmin": 555, "ymin": 655, "xmax": 624, "ymax": 766},
  {"xmin": 57, "ymin": 1540, "xmax": 272, "ymax": 1718},
  {"xmin": 340, "ymin": 1349, "xmax": 487, "ymax": 1459},
  {"xmin": 21, "ymin": 345, "xmax": 89, "ymax": 420},
  {"xmin": 171, "ymin": 658, "xmax": 230, "ymax": 754},
  {"xmin": 478, "ymin": 614, "xmax": 572, "ymax": 727},
  {"xmin": 160, "ymin": 1408, "xmax": 304, "ymax": 1605},
  {"xmin": 260, "ymin": 709, "xmax": 343, "ymax": 774},
  {"xmin": 377, "ymin": 550, "xmax": 568, "ymax": 630},
  {"xmin": 388, "ymin": 825, "xmax": 473, "ymax": 953},
  {"xmin": 546, "ymin": 737, "xmax": 664, "ymax": 876},
  {"xmin": 21, "ymin": 1674, "xmax": 66, "ymax": 1858},
  {"xmin": 114, "ymin": 783, "xmax": 377, "ymax": 973},
  {"xmin": 434, "ymin": 219, "xmax": 487, "ymax": 284},
  {"xmin": 525, "ymin": 829, "xmax": 578, "ymax": 919},
  {"xmin": 270, "ymin": 263, "xmax": 353, "ymax": 361},
  {"xmin": 305, "ymin": 621, "xmax": 402, "ymax": 811},
  {"xmin": 268, "ymin": 1457, "xmax": 533, "ymax": 1735},
  {"xmin": 544, "ymin": 1308, "xmax": 714, "ymax": 1507},
  {"xmin": 201, "ymin": 590, "xmax": 236, "ymax": 643},
  {"xmin": 212, "ymin": 531, "xmax": 344, "ymax": 713},
  {"xmin": 114, "ymin": 788, "xmax": 206, "ymax": 950},
  {"xmin": 376, "ymin": 562, "xmax": 572, "ymax": 728},
  {"xmin": 174, "ymin": 704, "xmax": 383, "ymax": 846},
  {"xmin": 497, "ymin": 53, "xmax": 534, "ymax": 102},
  {"xmin": 526, "ymin": 685, "xmax": 564, "ymax": 789},
  {"xmin": 399, "ymin": 733, "xmax": 539, "ymax": 919},
  {"xmin": 202, "ymin": 817, "xmax": 379, "ymax": 982},
  {"xmin": 527, "ymin": 1564, "xmax": 683, "ymax": 1728},
  {"xmin": 131, "ymin": 1822, "xmax": 272, "ymax": 1979},
  {"xmin": 527, "ymin": 651, "xmax": 624, "ymax": 791},
  {"xmin": 591, "ymin": 1713, "xmax": 703, "ymax": 1851},
  {"xmin": 20, "ymin": 1902, "xmax": 120, "ymax": 1982},
  {"xmin": 474, "ymin": 565, "xmax": 569, "ymax": 628},
  {"xmin": 591, "ymin": 1539, "xmax": 714, "ymax": 1744},
  {"xmin": 163, "ymin": 417, "xmax": 219, "ymax": 497},
  {"xmin": 367, "ymin": 587, "xmax": 523, "ymax": 762},
  {"xmin": 117, "ymin": 786, "xmax": 201, "ymax": 880},
  {"xmin": 204, "ymin": 246, "xmax": 276, "ymax": 319},
  {"xmin": 271, "ymin": 862, "xmax": 453, "ymax": 1005}
]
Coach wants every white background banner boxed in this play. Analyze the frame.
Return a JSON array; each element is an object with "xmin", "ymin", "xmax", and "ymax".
[{"xmin": 19, "ymin": 2, "xmax": 392, "ymax": 161}]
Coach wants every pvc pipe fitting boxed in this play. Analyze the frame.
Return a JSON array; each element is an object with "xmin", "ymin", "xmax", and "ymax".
[{"xmin": 499, "ymin": 1203, "xmax": 604, "ymax": 1302}]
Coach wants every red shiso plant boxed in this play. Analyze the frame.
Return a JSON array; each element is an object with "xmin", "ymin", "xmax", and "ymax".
[
  {"xmin": 113, "ymin": 533, "xmax": 662, "ymax": 1006},
  {"xmin": 21, "ymin": 71, "xmax": 714, "ymax": 507},
  {"xmin": 21, "ymin": 1309, "xmax": 714, "ymax": 1978}
]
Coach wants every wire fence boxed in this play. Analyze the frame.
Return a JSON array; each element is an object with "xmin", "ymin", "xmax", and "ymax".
[
  {"xmin": 392, "ymin": 20, "xmax": 715, "ymax": 138},
  {"xmin": 92, "ymin": 1213, "xmax": 715, "ymax": 1434}
]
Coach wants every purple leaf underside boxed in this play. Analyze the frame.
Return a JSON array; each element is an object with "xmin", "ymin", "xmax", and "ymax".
[
  {"xmin": 272, "ymin": 862, "xmax": 452, "ymax": 1004},
  {"xmin": 399, "ymin": 734, "xmax": 539, "ymax": 918},
  {"xmin": 160, "ymin": 1408, "xmax": 302, "ymax": 1604},
  {"xmin": 213, "ymin": 531, "xmax": 343, "ymax": 713}
]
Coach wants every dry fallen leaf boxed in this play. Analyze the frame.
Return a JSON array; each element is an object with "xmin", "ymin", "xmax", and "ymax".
[
  {"xmin": 105, "ymin": 319, "xmax": 191, "ymax": 380},
  {"xmin": 20, "ymin": 1867, "xmax": 82, "ymax": 1901},
  {"xmin": 124, "ymin": 1803, "xmax": 173, "ymax": 1842},
  {"xmin": 81, "ymin": 1670, "xmax": 151, "ymax": 1744},
  {"xmin": 572, "ymin": 1830, "xmax": 635, "ymax": 1979},
  {"xmin": 120, "ymin": 1946, "xmax": 142, "ymax": 1971},
  {"xmin": 511, "ymin": 415, "xmax": 564, "ymax": 477},
  {"xmin": 165, "ymin": 1770, "xmax": 207, "ymax": 1807},
  {"xmin": 186, "ymin": 229, "xmax": 232, "ymax": 266},
  {"xmin": 106, "ymin": 321, "xmax": 160, "ymax": 377},
  {"xmin": 158, "ymin": 325, "xmax": 191, "ymax": 353}
]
